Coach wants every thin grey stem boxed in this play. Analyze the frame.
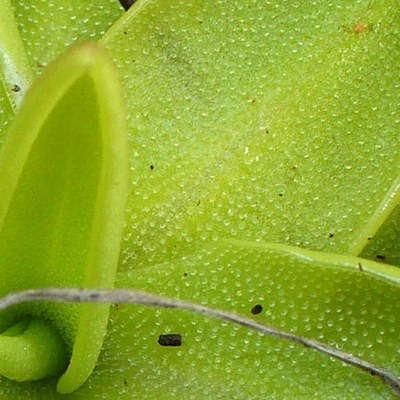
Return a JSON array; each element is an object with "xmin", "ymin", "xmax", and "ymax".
[{"xmin": 0, "ymin": 287, "xmax": 399, "ymax": 397}]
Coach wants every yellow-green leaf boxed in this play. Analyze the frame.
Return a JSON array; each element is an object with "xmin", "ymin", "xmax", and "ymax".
[
  {"xmin": 81, "ymin": 241, "xmax": 400, "ymax": 399},
  {"xmin": 361, "ymin": 204, "xmax": 400, "ymax": 266},
  {"xmin": 0, "ymin": 42, "xmax": 129, "ymax": 393},
  {"xmin": 0, "ymin": 319, "xmax": 68, "ymax": 382},
  {"xmin": 0, "ymin": 0, "xmax": 33, "ymax": 145},
  {"xmin": 10, "ymin": 0, "xmax": 123, "ymax": 75},
  {"xmin": 102, "ymin": 0, "xmax": 400, "ymax": 269},
  {"xmin": 0, "ymin": 0, "xmax": 33, "ymax": 109},
  {"xmin": 2, "ymin": 241, "xmax": 398, "ymax": 399}
]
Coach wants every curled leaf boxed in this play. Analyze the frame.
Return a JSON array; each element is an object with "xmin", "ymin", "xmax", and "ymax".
[
  {"xmin": 0, "ymin": 42, "xmax": 129, "ymax": 393},
  {"xmin": 0, "ymin": 319, "xmax": 68, "ymax": 382},
  {"xmin": 2, "ymin": 241, "xmax": 396, "ymax": 399}
]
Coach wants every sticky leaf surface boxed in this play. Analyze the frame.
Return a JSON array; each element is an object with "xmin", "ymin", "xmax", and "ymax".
[
  {"xmin": 101, "ymin": 0, "xmax": 400, "ymax": 269},
  {"xmin": 2, "ymin": 241, "xmax": 399, "ymax": 399},
  {"xmin": 10, "ymin": 0, "xmax": 123, "ymax": 75},
  {"xmin": 361, "ymin": 205, "xmax": 400, "ymax": 266},
  {"xmin": 80, "ymin": 242, "xmax": 400, "ymax": 399}
]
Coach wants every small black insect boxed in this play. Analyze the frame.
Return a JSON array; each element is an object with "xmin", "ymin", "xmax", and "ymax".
[
  {"xmin": 158, "ymin": 334, "xmax": 182, "ymax": 346},
  {"xmin": 12, "ymin": 84, "xmax": 21, "ymax": 92},
  {"xmin": 118, "ymin": 0, "xmax": 136, "ymax": 11}
]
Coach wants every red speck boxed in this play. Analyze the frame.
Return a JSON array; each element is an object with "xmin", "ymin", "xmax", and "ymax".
[{"xmin": 354, "ymin": 23, "xmax": 365, "ymax": 33}]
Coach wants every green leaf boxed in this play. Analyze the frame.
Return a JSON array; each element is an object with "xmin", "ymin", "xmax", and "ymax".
[
  {"xmin": 3, "ymin": 241, "xmax": 398, "ymax": 399},
  {"xmin": 0, "ymin": 42, "xmax": 129, "ymax": 393},
  {"xmin": 347, "ymin": 176, "xmax": 400, "ymax": 257},
  {"xmin": 0, "ymin": 1, "xmax": 398, "ymax": 398},
  {"xmin": 0, "ymin": 85, "xmax": 14, "ymax": 148},
  {"xmin": 0, "ymin": 319, "xmax": 68, "ymax": 382},
  {"xmin": 361, "ymin": 204, "xmax": 400, "ymax": 266},
  {"xmin": 0, "ymin": 0, "xmax": 33, "ymax": 108},
  {"xmin": 0, "ymin": 0, "xmax": 33, "ymax": 147},
  {"xmin": 78, "ymin": 241, "xmax": 400, "ymax": 399},
  {"xmin": 101, "ymin": 0, "xmax": 400, "ymax": 269},
  {"xmin": 10, "ymin": 0, "xmax": 123, "ymax": 75}
]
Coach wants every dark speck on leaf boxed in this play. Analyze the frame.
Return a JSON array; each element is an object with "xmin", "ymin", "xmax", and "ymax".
[
  {"xmin": 196, "ymin": 200, "xmax": 201, "ymax": 206},
  {"xmin": 150, "ymin": 165, "xmax": 154, "ymax": 170},
  {"xmin": 89, "ymin": 293, "xmax": 100, "ymax": 300},
  {"xmin": 158, "ymin": 334, "xmax": 182, "ymax": 346},
  {"xmin": 376, "ymin": 255, "xmax": 386, "ymax": 260},
  {"xmin": 12, "ymin": 84, "xmax": 21, "ymax": 92},
  {"xmin": 183, "ymin": 272, "xmax": 188, "ymax": 277},
  {"xmin": 251, "ymin": 304, "xmax": 263, "ymax": 315},
  {"xmin": 278, "ymin": 193, "xmax": 283, "ymax": 197},
  {"xmin": 123, "ymin": 379, "xmax": 128, "ymax": 386},
  {"xmin": 328, "ymin": 233, "xmax": 334, "ymax": 238},
  {"xmin": 123, "ymin": 31, "xmax": 128, "ymax": 35},
  {"xmin": 118, "ymin": 0, "xmax": 136, "ymax": 11}
]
